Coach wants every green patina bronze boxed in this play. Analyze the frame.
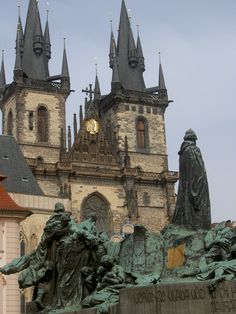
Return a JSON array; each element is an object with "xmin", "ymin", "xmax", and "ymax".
[
  {"xmin": 172, "ymin": 129, "xmax": 211, "ymax": 230},
  {"xmin": 1, "ymin": 131, "xmax": 235, "ymax": 314}
]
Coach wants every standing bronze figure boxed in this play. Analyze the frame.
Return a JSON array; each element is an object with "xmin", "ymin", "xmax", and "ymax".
[{"xmin": 172, "ymin": 129, "xmax": 211, "ymax": 230}]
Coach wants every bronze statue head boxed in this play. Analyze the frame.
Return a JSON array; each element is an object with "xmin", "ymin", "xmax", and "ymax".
[
  {"xmin": 184, "ymin": 129, "xmax": 198, "ymax": 141},
  {"xmin": 54, "ymin": 202, "xmax": 65, "ymax": 213}
]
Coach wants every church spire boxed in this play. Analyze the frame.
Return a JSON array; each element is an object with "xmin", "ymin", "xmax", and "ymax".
[
  {"xmin": 44, "ymin": 10, "xmax": 51, "ymax": 62},
  {"xmin": 115, "ymin": 0, "xmax": 145, "ymax": 92},
  {"xmin": 0, "ymin": 51, "xmax": 6, "ymax": 89},
  {"xmin": 22, "ymin": 0, "xmax": 48, "ymax": 80},
  {"xmin": 61, "ymin": 39, "xmax": 69, "ymax": 78}
]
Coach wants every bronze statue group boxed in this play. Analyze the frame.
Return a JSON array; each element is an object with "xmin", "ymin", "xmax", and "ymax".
[{"xmin": 1, "ymin": 130, "xmax": 236, "ymax": 313}]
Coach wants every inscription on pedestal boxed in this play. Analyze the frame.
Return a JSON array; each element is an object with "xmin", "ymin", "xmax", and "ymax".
[{"xmin": 119, "ymin": 280, "xmax": 236, "ymax": 314}]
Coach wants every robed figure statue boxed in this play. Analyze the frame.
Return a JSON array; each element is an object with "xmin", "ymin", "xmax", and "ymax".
[{"xmin": 172, "ymin": 129, "xmax": 211, "ymax": 230}]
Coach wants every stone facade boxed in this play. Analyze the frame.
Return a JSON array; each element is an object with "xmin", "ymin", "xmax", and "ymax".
[
  {"xmin": 0, "ymin": 8, "xmax": 178, "ymax": 311},
  {"xmin": 1, "ymin": 82, "xmax": 68, "ymax": 164},
  {"xmin": 1, "ymin": 85, "xmax": 178, "ymax": 240}
]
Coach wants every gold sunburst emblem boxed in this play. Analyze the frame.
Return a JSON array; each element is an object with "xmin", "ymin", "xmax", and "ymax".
[{"xmin": 86, "ymin": 119, "xmax": 99, "ymax": 135}]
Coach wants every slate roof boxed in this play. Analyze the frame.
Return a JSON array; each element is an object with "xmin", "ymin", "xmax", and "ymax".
[
  {"xmin": 0, "ymin": 135, "xmax": 44, "ymax": 196},
  {"xmin": 114, "ymin": 0, "xmax": 146, "ymax": 92},
  {"xmin": 21, "ymin": 0, "xmax": 49, "ymax": 80}
]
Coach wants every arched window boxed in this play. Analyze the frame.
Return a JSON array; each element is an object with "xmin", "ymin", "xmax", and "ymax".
[
  {"xmin": 7, "ymin": 110, "xmax": 13, "ymax": 136},
  {"xmin": 136, "ymin": 117, "xmax": 149, "ymax": 150},
  {"xmin": 37, "ymin": 106, "xmax": 48, "ymax": 142},
  {"xmin": 81, "ymin": 193, "xmax": 113, "ymax": 234}
]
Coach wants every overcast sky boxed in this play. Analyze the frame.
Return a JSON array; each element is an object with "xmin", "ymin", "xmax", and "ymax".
[{"xmin": 0, "ymin": 0, "xmax": 236, "ymax": 223}]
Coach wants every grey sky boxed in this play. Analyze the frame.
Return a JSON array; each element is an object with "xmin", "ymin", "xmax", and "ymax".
[{"xmin": 0, "ymin": 0, "xmax": 235, "ymax": 222}]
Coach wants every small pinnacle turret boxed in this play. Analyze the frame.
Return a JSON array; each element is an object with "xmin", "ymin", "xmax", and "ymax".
[
  {"xmin": 111, "ymin": 44, "xmax": 121, "ymax": 91},
  {"xmin": 68, "ymin": 126, "xmax": 72, "ymax": 150},
  {"xmin": 33, "ymin": 4, "xmax": 44, "ymax": 57},
  {"xmin": 44, "ymin": 13, "xmax": 51, "ymax": 62},
  {"xmin": 128, "ymin": 19, "xmax": 138, "ymax": 69},
  {"xmin": 79, "ymin": 105, "xmax": 83, "ymax": 128},
  {"xmin": 16, "ymin": 9, "xmax": 24, "ymax": 58},
  {"xmin": 73, "ymin": 113, "xmax": 78, "ymax": 140},
  {"xmin": 94, "ymin": 71, "xmax": 101, "ymax": 101},
  {"xmin": 60, "ymin": 128, "xmax": 66, "ymax": 160},
  {"xmin": 158, "ymin": 57, "xmax": 168, "ymax": 99},
  {"xmin": 137, "ymin": 34, "xmax": 145, "ymax": 72},
  {"xmin": 0, "ymin": 51, "xmax": 6, "ymax": 89},
  {"xmin": 109, "ymin": 29, "xmax": 116, "ymax": 69},
  {"xmin": 14, "ymin": 29, "xmax": 22, "ymax": 72},
  {"xmin": 61, "ymin": 39, "xmax": 70, "ymax": 78},
  {"xmin": 158, "ymin": 63, "xmax": 166, "ymax": 90}
]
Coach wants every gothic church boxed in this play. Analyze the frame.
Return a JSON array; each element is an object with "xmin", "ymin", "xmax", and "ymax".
[{"xmin": 0, "ymin": 0, "xmax": 178, "ymax": 240}]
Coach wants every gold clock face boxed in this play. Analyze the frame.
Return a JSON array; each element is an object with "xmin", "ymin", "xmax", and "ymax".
[{"xmin": 86, "ymin": 119, "xmax": 99, "ymax": 135}]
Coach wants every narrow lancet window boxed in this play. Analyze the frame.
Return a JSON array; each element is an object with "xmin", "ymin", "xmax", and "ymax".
[
  {"xmin": 7, "ymin": 110, "xmax": 13, "ymax": 136},
  {"xmin": 37, "ymin": 106, "xmax": 48, "ymax": 142},
  {"xmin": 136, "ymin": 117, "xmax": 149, "ymax": 150}
]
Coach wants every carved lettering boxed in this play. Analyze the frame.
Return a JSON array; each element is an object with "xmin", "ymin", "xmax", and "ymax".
[
  {"xmin": 131, "ymin": 284, "xmax": 236, "ymax": 314},
  {"xmin": 133, "ymin": 291, "xmax": 156, "ymax": 304},
  {"xmin": 211, "ymin": 300, "xmax": 236, "ymax": 313}
]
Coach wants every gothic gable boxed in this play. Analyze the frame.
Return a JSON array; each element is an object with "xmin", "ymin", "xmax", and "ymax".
[{"xmin": 68, "ymin": 110, "xmax": 117, "ymax": 166}]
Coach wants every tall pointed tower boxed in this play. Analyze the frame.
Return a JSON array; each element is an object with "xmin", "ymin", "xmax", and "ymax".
[
  {"xmin": 100, "ymin": 0, "xmax": 178, "ymax": 226},
  {"xmin": 104, "ymin": 0, "xmax": 170, "ymax": 172},
  {"xmin": 0, "ymin": 0, "xmax": 70, "ymax": 164}
]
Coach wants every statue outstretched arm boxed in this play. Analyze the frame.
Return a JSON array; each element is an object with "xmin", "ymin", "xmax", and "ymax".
[{"xmin": 0, "ymin": 252, "xmax": 33, "ymax": 275}]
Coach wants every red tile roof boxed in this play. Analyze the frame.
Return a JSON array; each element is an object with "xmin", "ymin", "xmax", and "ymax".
[
  {"xmin": 0, "ymin": 185, "xmax": 26, "ymax": 211},
  {"xmin": 0, "ymin": 176, "xmax": 30, "ymax": 214}
]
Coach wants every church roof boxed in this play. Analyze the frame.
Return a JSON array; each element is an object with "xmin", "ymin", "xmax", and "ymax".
[
  {"xmin": 114, "ymin": 0, "xmax": 146, "ymax": 92},
  {"xmin": 0, "ymin": 135, "xmax": 44, "ymax": 196},
  {"xmin": 21, "ymin": 0, "xmax": 48, "ymax": 80}
]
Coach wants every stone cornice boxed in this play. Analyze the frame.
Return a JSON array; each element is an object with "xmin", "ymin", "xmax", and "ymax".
[
  {"xmin": 0, "ymin": 210, "xmax": 32, "ymax": 220},
  {"xmin": 101, "ymin": 89, "xmax": 172, "ymax": 113},
  {"xmin": 28, "ymin": 158, "xmax": 178, "ymax": 186},
  {"xmin": 2, "ymin": 78, "xmax": 69, "ymax": 104}
]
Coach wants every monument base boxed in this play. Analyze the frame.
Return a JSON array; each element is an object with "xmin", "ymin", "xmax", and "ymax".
[{"xmin": 60, "ymin": 280, "xmax": 236, "ymax": 314}]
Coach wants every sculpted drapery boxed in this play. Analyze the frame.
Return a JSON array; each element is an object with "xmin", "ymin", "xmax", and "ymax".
[{"xmin": 172, "ymin": 129, "xmax": 211, "ymax": 230}]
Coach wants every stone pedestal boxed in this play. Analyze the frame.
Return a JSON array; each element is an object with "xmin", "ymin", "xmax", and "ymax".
[
  {"xmin": 62, "ymin": 280, "xmax": 236, "ymax": 314},
  {"xmin": 119, "ymin": 280, "xmax": 236, "ymax": 314}
]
